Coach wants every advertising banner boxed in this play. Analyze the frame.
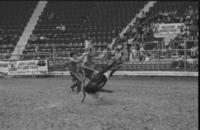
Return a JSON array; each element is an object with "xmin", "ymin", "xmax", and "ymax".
[
  {"xmin": 153, "ymin": 23, "xmax": 185, "ymax": 38},
  {"xmin": 7, "ymin": 60, "xmax": 48, "ymax": 75},
  {"xmin": 0, "ymin": 61, "xmax": 9, "ymax": 74}
]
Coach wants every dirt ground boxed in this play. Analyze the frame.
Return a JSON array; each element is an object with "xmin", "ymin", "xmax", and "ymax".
[{"xmin": 0, "ymin": 76, "xmax": 198, "ymax": 130}]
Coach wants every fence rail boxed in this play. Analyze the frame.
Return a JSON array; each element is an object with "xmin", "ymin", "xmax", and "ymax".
[
  {"xmin": 1, "ymin": 51, "xmax": 197, "ymax": 72},
  {"xmin": 0, "ymin": 39, "xmax": 198, "ymax": 72}
]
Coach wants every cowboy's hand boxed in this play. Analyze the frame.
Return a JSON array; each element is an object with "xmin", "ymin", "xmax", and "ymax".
[{"xmin": 83, "ymin": 52, "xmax": 89, "ymax": 55}]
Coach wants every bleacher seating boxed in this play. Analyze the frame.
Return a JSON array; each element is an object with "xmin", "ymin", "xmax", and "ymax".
[
  {"xmin": 23, "ymin": 1, "xmax": 146, "ymax": 57},
  {"xmin": 0, "ymin": 1, "xmax": 198, "ymax": 71},
  {"xmin": 142, "ymin": 1, "xmax": 199, "ymax": 41},
  {"xmin": 147, "ymin": 1, "xmax": 198, "ymax": 20},
  {"xmin": 0, "ymin": 1, "xmax": 37, "ymax": 58}
]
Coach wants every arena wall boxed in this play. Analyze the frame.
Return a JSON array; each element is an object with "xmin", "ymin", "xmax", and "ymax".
[{"xmin": 49, "ymin": 71, "xmax": 198, "ymax": 77}]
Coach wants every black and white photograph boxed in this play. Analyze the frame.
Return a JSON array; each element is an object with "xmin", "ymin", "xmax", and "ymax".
[{"xmin": 0, "ymin": 1, "xmax": 198, "ymax": 130}]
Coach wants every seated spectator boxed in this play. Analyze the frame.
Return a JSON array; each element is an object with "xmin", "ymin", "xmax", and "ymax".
[
  {"xmin": 39, "ymin": 36, "xmax": 49, "ymax": 41},
  {"xmin": 30, "ymin": 34, "xmax": 39, "ymax": 42},
  {"xmin": 114, "ymin": 49, "xmax": 122, "ymax": 60},
  {"xmin": 47, "ymin": 12, "xmax": 54, "ymax": 21},
  {"xmin": 188, "ymin": 5, "xmax": 194, "ymax": 16},
  {"xmin": 5, "ymin": 50, "xmax": 11, "ymax": 59},
  {"xmin": 173, "ymin": 55, "xmax": 185, "ymax": 68},
  {"xmin": 174, "ymin": 54, "xmax": 191, "ymax": 69},
  {"xmin": 35, "ymin": 45, "xmax": 39, "ymax": 53},
  {"xmin": 191, "ymin": 43, "xmax": 198, "ymax": 58},
  {"xmin": 84, "ymin": 39, "xmax": 92, "ymax": 50},
  {"xmin": 177, "ymin": 43, "xmax": 185, "ymax": 56},
  {"xmin": 144, "ymin": 53, "xmax": 151, "ymax": 62},
  {"xmin": 36, "ymin": 56, "xmax": 41, "ymax": 60},
  {"xmin": 139, "ymin": 51, "xmax": 145, "ymax": 62},
  {"xmin": 112, "ymin": 4, "xmax": 198, "ymax": 63},
  {"xmin": 140, "ymin": 43, "xmax": 144, "ymax": 51},
  {"xmin": 0, "ymin": 35, "xmax": 3, "ymax": 42},
  {"xmin": 121, "ymin": 44, "xmax": 129, "ymax": 62},
  {"xmin": 0, "ymin": 28, "xmax": 5, "ymax": 35},
  {"xmin": 0, "ymin": 53, "xmax": 6, "ymax": 59},
  {"xmin": 30, "ymin": 34, "xmax": 49, "ymax": 44},
  {"xmin": 112, "ymin": 29, "xmax": 118, "ymax": 37},
  {"xmin": 98, "ymin": 48, "xmax": 111, "ymax": 64},
  {"xmin": 56, "ymin": 24, "xmax": 66, "ymax": 33},
  {"xmin": 130, "ymin": 45, "xmax": 137, "ymax": 61},
  {"xmin": 12, "ymin": 34, "xmax": 19, "ymax": 41}
]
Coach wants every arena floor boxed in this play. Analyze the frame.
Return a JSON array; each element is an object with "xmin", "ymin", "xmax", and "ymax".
[{"xmin": 0, "ymin": 76, "xmax": 198, "ymax": 130}]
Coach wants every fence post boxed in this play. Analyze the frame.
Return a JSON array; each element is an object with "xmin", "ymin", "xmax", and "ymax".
[
  {"xmin": 52, "ymin": 45, "xmax": 55, "ymax": 59},
  {"xmin": 184, "ymin": 40, "xmax": 187, "ymax": 71},
  {"xmin": 158, "ymin": 49, "xmax": 160, "ymax": 71},
  {"xmin": 157, "ymin": 41, "xmax": 161, "ymax": 71}
]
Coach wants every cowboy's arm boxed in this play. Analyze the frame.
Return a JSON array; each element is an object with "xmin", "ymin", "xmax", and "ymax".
[
  {"xmin": 93, "ymin": 55, "xmax": 103, "ymax": 60},
  {"xmin": 76, "ymin": 52, "xmax": 88, "ymax": 62},
  {"xmin": 67, "ymin": 57, "xmax": 79, "ymax": 62},
  {"xmin": 93, "ymin": 52, "xmax": 106, "ymax": 60},
  {"xmin": 67, "ymin": 53, "xmax": 87, "ymax": 63}
]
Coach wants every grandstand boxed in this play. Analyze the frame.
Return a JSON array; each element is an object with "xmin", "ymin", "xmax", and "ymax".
[
  {"xmin": 0, "ymin": 1, "xmax": 199, "ymax": 75},
  {"xmin": 23, "ymin": 1, "xmax": 146, "ymax": 58},
  {"xmin": 0, "ymin": 1, "xmax": 37, "ymax": 59}
]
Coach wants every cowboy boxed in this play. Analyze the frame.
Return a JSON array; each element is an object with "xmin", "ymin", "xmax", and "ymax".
[{"xmin": 67, "ymin": 51, "xmax": 88, "ymax": 93}]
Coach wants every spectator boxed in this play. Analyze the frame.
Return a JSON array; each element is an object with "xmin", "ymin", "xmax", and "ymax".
[
  {"xmin": 112, "ymin": 29, "xmax": 118, "ymax": 37},
  {"xmin": 56, "ymin": 24, "xmax": 66, "ymax": 33},
  {"xmin": 13, "ymin": 34, "xmax": 19, "ymax": 41},
  {"xmin": 191, "ymin": 43, "xmax": 198, "ymax": 58},
  {"xmin": 177, "ymin": 42, "xmax": 185, "ymax": 56},
  {"xmin": 144, "ymin": 53, "xmax": 151, "ymax": 61},
  {"xmin": 140, "ymin": 43, "xmax": 144, "ymax": 51},
  {"xmin": 139, "ymin": 51, "xmax": 145, "ymax": 61},
  {"xmin": 121, "ymin": 44, "xmax": 129, "ymax": 62},
  {"xmin": 135, "ymin": 43, "xmax": 140, "ymax": 51},
  {"xmin": 5, "ymin": 50, "xmax": 11, "ymax": 59},
  {"xmin": 175, "ymin": 55, "xmax": 185, "ymax": 68},
  {"xmin": 39, "ymin": 36, "xmax": 49, "ymax": 41},
  {"xmin": 105, "ymin": 48, "xmax": 112, "ymax": 62},
  {"xmin": 188, "ymin": 5, "xmax": 194, "ymax": 16},
  {"xmin": 0, "ymin": 35, "xmax": 3, "ymax": 42},
  {"xmin": 47, "ymin": 12, "xmax": 54, "ymax": 21},
  {"xmin": 130, "ymin": 45, "xmax": 137, "ymax": 61},
  {"xmin": 35, "ymin": 45, "xmax": 39, "ymax": 53},
  {"xmin": 0, "ymin": 28, "xmax": 4, "ymax": 35},
  {"xmin": 0, "ymin": 53, "xmax": 6, "ymax": 59},
  {"xmin": 36, "ymin": 56, "xmax": 41, "ymax": 60},
  {"xmin": 30, "ymin": 34, "xmax": 49, "ymax": 44},
  {"xmin": 112, "ymin": 3, "xmax": 198, "ymax": 63},
  {"xmin": 114, "ymin": 49, "xmax": 122, "ymax": 60},
  {"xmin": 30, "ymin": 34, "xmax": 38, "ymax": 42},
  {"xmin": 98, "ymin": 48, "xmax": 111, "ymax": 64}
]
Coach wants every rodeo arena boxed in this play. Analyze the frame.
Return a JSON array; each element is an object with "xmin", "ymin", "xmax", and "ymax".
[{"xmin": 0, "ymin": 1, "xmax": 199, "ymax": 130}]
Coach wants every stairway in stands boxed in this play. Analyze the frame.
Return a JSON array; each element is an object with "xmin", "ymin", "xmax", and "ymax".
[
  {"xmin": 11, "ymin": 1, "xmax": 47, "ymax": 59},
  {"xmin": 23, "ymin": 1, "xmax": 94, "ymax": 59},
  {"xmin": 0, "ymin": 1, "xmax": 37, "ymax": 59},
  {"xmin": 80, "ymin": 1, "xmax": 146, "ymax": 50}
]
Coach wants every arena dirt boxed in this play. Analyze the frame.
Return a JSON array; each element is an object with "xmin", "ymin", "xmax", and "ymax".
[{"xmin": 0, "ymin": 77, "xmax": 198, "ymax": 130}]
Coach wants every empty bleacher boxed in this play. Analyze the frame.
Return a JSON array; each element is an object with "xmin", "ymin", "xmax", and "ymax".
[
  {"xmin": 0, "ymin": 1, "xmax": 37, "ymax": 59},
  {"xmin": 23, "ymin": 1, "xmax": 146, "ymax": 58}
]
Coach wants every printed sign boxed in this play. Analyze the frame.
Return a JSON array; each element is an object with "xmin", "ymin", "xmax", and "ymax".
[
  {"xmin": 153, "ymin": 23, "xmax": 185, "ymax": 38},
  {"xmin": 0, "ymin": 61, "xmax": 9, "ymax": 74},
  {"xmin": 7, "ymin": 60, "xmax": 48, "ymax": 75}
]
